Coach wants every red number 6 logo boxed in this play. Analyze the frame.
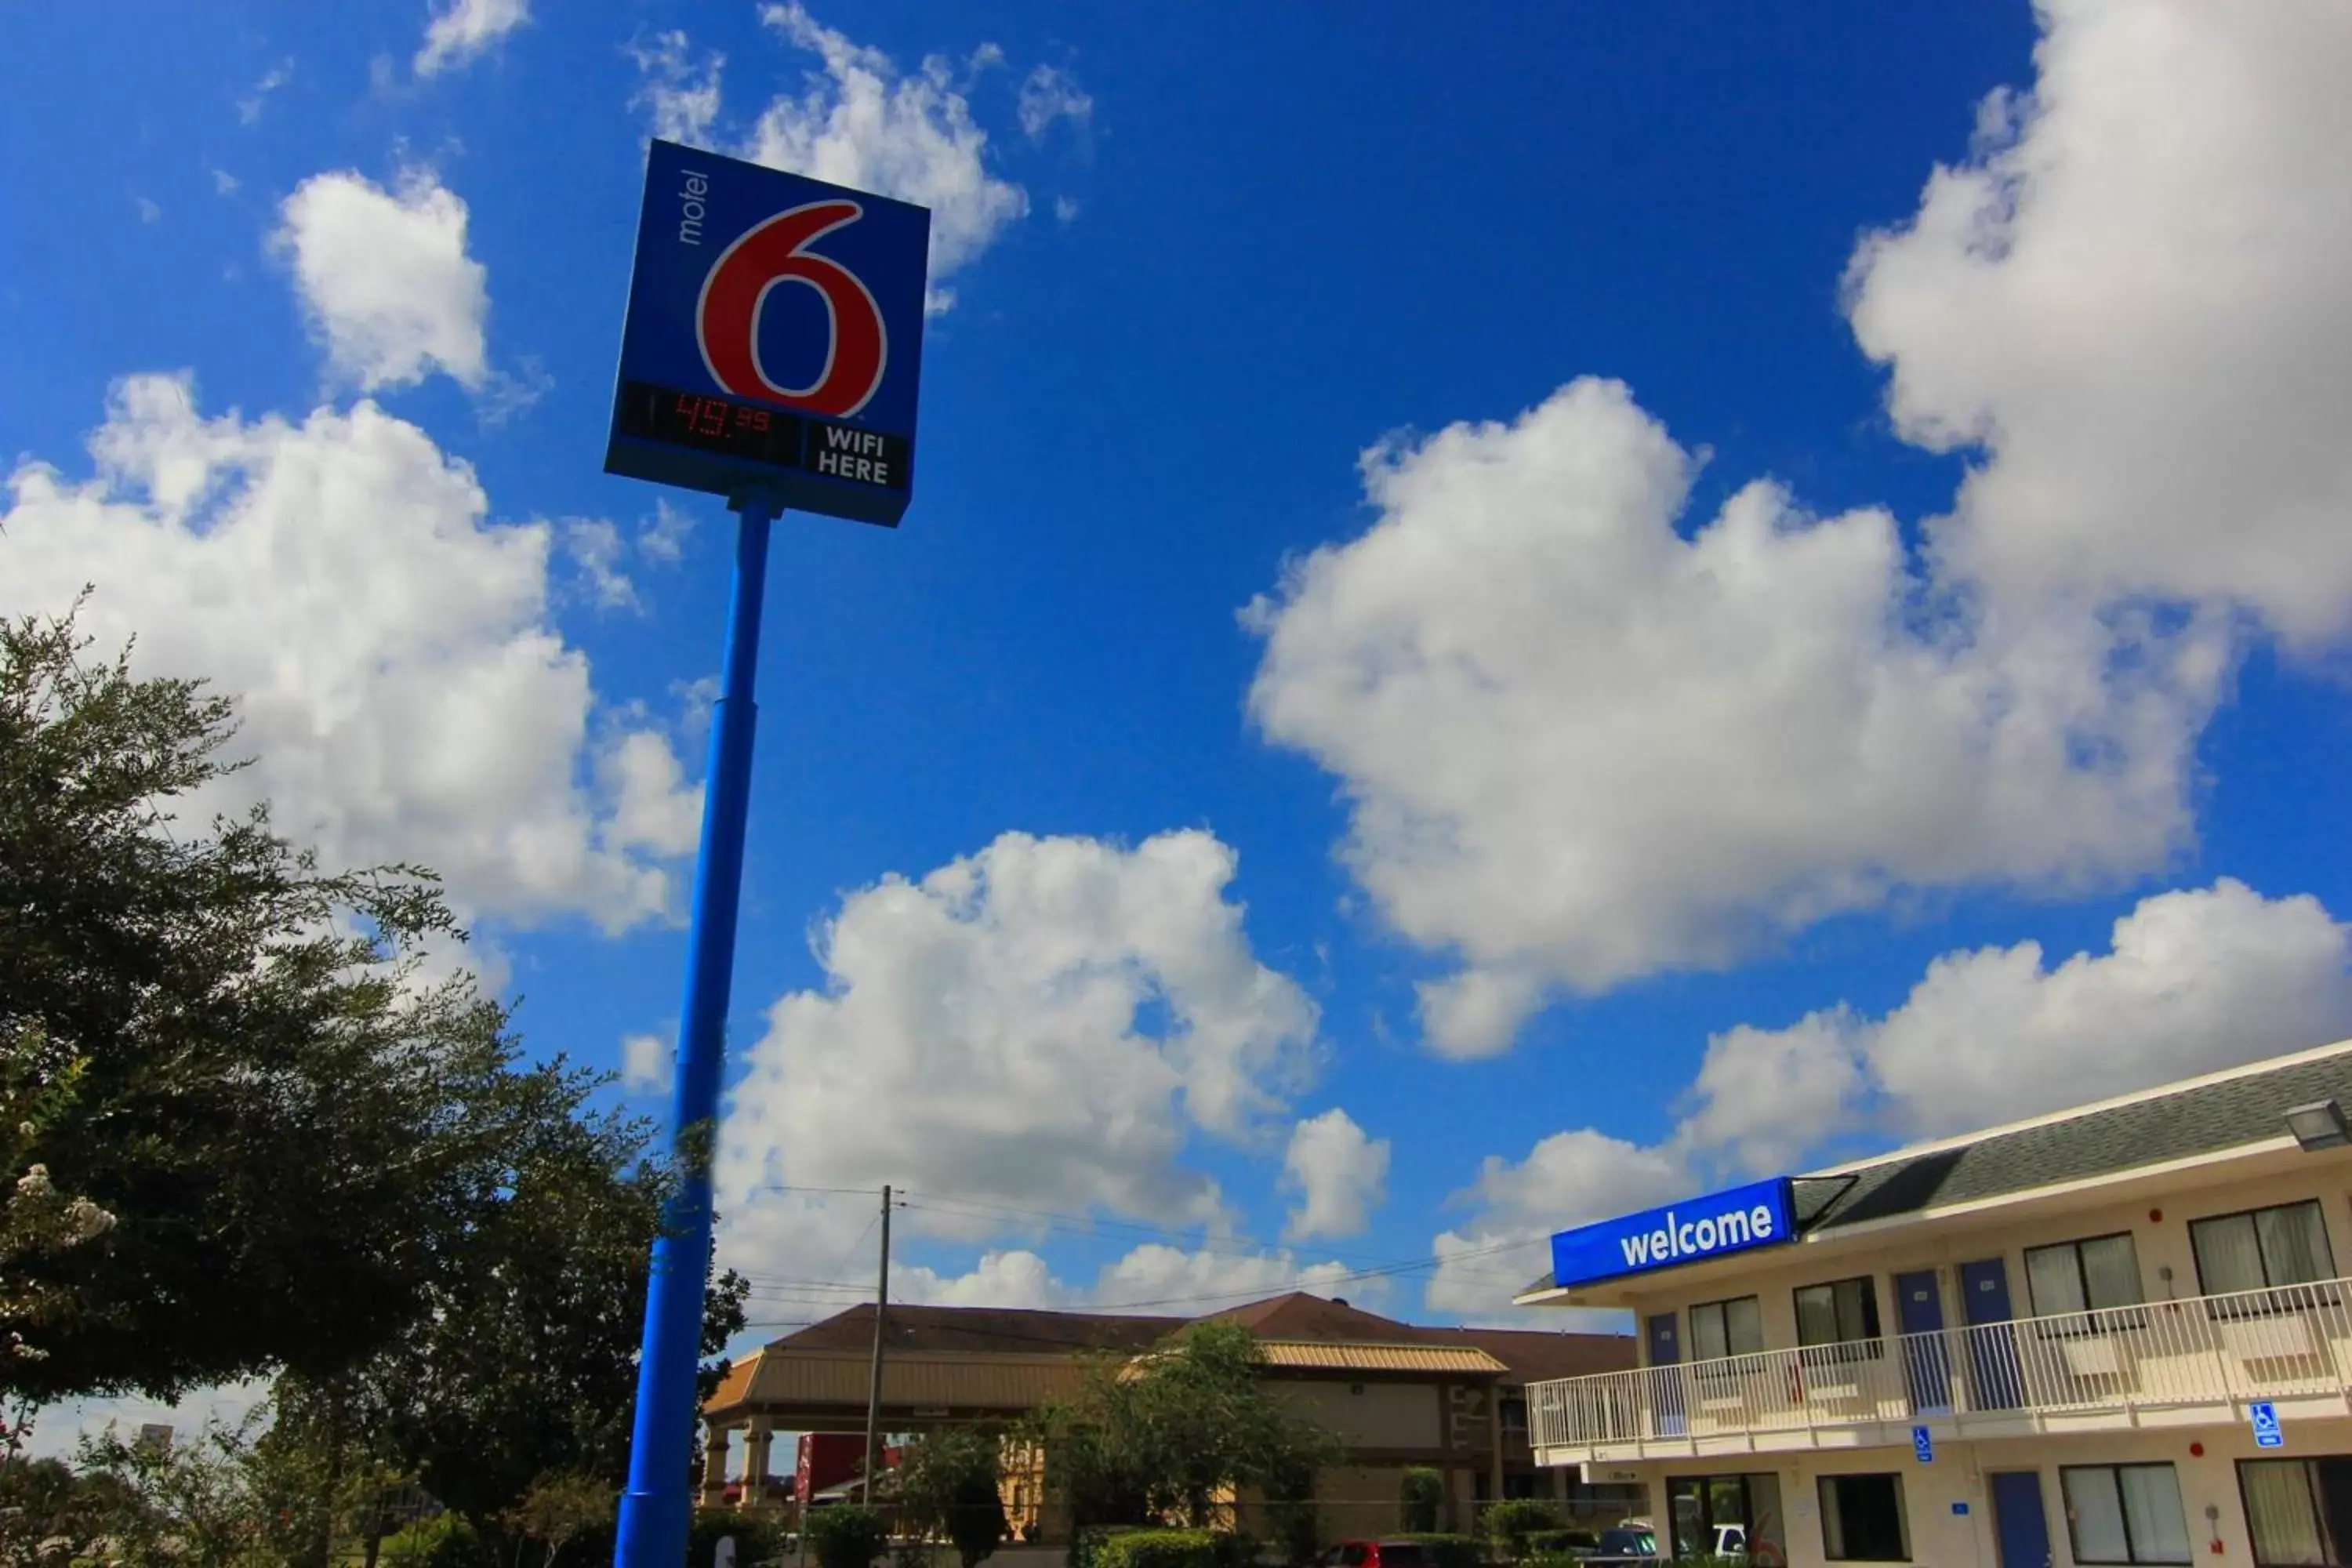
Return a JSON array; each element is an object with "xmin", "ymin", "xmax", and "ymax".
[{"xmin": 696, "ymin": 200, "xmax": 887, "ymax": 419}]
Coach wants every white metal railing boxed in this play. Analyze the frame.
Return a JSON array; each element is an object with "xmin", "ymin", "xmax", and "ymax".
[{"xmin": 1528, "ymin": 1277, "xmax": 2352, "ymax": 1457}]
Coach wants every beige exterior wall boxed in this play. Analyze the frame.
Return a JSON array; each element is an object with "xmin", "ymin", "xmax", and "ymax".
[
  {"xmin": 1275, "ymin": 1381, "xmax": 1444, "ymax": 1450},
  {"xmin": 1599, "ymin": 1150, "xmax": 2352, "ymax": 1358},
  {"xmin": 1610, "ymin": 1415, "xmax": 2352, "ymax": 1568},
  {"xmin": 1535, "ymin": 1141, "xmax": 2352, "ymax": 1563}
]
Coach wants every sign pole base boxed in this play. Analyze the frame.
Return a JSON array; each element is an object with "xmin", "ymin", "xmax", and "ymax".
[{"xmin": 616, "ymin": 495, "xmax": 779, "ymax": 1568}]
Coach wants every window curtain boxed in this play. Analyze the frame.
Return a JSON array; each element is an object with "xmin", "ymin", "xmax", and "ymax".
[
  {"xmin": 2196, "ymin": 1215, "xmax": 2269, "ymax": 1296},
  {"xmin": 2241, "ymin": 1461, "xmax": 2327, "ymax": 1566},
  {"xmin": 2120, "ymin": 1466, "xmax": 2191, "ymax": 1564}
]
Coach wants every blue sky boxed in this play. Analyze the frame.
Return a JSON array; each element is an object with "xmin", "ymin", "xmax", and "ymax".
[{"xmin": 9, "ymin": 0, "xmax": 2352, "ymax": 1417}]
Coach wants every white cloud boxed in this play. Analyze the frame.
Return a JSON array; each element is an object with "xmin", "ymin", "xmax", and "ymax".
[
  {"xmin": 1846, "ymin": 0, "xmax": 2352, "ymax": 649},
  {"xmin": 212, "ymin": 169, "xmax": 241, "ymax": 197},
  {"xmin": 1249, "ymin": 2, "xmax": 2352, "ymax": 1061},
  {"xmin": 622, "ymin": 1031, "xmax": 673, "ymax": 1092},
  {"xmin": 27, "ymin": 1378, "xmax": 272, "ymax": 1461},
  {"xmin": 1430, "ymin": 880, "xmax": 2352, "ymax": 1316},
  {"xmin": 134, "ymin": 197, "xmax": 162, "ymax": 225},
  {"xmin": 0, "ymin": 373, "xmax": 700, "ymax": 932},
  {"xmin": 1017, "ymin": 64, "xmax": 1093, "ymax": 140},
  {"xmin": 273, "ymin": 169, "xmax": 490, "ymax": 393},
  {"xmin": 416, "ymin": 0, "xmax": 530, "ymax": 78},
  {"xmin": 714, "ymin": 829, "xmax": 1318, "ymax": 1276},
  {"xmin": 1696, "ymin": 878, "xmax": 2352, "ymax": 1150},
  {"xmin": 890, "ymin": 1242, "xmax": 1372, "ymax": 1316},
  {"xmin": 1054, "ymin": 195, "xmax": 1080, "ymax": 226},
  {"xmin": 1247, "ymin": 379, "xmax": 2227, "ymax": 1057},
  {"xmin": 630, "ymin": 30, "xmax": 724, "ymax": 147},
  {"xmin": 638, "ymin": 498, "xmax": 696, "ymax": 564},
  {"xmin": 1280, "ymin": 1109, "xmax": 1390, "ymax": 1240},
  {"xmin": 562, "ymin": 517, "xmax": 641, "ymax": 612},
  {"xmin": 745, "ymin": 5, "xmax": 1029, "ymax": 305},
  {"xmin": 238, "ymin": 60, "xmax": 292, "ymax": 126}
]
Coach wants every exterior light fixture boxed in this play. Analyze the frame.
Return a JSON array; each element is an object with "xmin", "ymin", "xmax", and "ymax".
[{"xmin": 2285, "ymin": 1099, "xmax": 2350, "ymax": 1152}]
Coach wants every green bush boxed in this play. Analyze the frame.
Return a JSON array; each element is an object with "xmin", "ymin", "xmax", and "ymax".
[
  {"xmin": 1095, "ymin": 1527, "xmax": 1221, "ymax": 1568},
  {"xmin": 383, "ymin": 1514, "xmax": 488, "ymax": 1568},
  {"xmin": 1399, "ymin": 1468, "xmax": 1445, "ymax": 1535},
  {"xmin": 808, "ymin": 1504, "xmax": 890, "ymax": 1568},
  {"xmin": 692, "ymin": 1508, "xmax": 789, "ymax": 1568},
  {"xmin": 1483, "ymin": 1501, "xmax": 1566, "ymax": 1563},
  {"xmin": 1392, "ymin": 1534, "xmax": 1483, "ymax": 1568}
]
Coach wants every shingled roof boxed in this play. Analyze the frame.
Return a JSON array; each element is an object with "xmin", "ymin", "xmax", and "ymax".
[
  {"xmin": 771, "ymin": 1301, "xmax": 1184, "ymax": 1356},
  {"xmin": 1517, "ymin": 1038, "xmax": 2352, "ymax": 1299}
]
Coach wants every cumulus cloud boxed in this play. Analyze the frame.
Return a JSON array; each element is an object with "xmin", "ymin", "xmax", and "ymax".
[
  {"xmin": 1846, "ymin": 0, "xmax": 2352, "ymax": 648},
  {"xmin": 891, "ymin": 1243, "xmax": 1369, "ymax": 1315},
  {"xmin": 1280, "ymin": 1109, "xmax": 1390, "ymax": 1240},
  {"xmin": 416, "ymin": 0, "xmax": 530, "ymax": 78},
  {"xmin": 714, "ymin": 830, "xmax": 1317, "ymax": 1277},
  {"xmin": 1017, "ymin": 65, "xmax": 1093, "ymax": 140},
  {"xmin": 273, "ymin": 169, "xmax": 490, "ymax": 393},
  {"xmin": 0, "ymin": 374, "xmax": 701, "ymax": 932},
  {"xmin": 1429, "ymin": 880, "xmax": 2352, "ymax": 1316},
  {"xmin": 1251, "ymin": 0, "xmax": 2352, "ymax": 1058},
  {"xmin": 746, "ymin": 4, "xmax": 1029, "ymax": 307},
  {"xmin": 561, "ymin": 518, "xmax": 641, "ymax": 612},
  {"xmin": 238, "ymin": 60, "xmax": 292, "ymax": 127},
  {"xmin": 622, "ymin": 1031, "xmax": 673, "ymax": 1092},
  {"xmin": 630, "ymin": 30, "xmax": 724, "ymax": 147},
  {"xmin": 1248, "ymin": 380, "xmax": 2226, "ymax": 1056},
  {"xmin": 632, "ymin": 8, "xmax": 1060, "ymax": 312}
]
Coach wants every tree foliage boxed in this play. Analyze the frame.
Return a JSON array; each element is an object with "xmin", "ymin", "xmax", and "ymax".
[
  {"xmin": 1, "ymin": 604, "xmax": 750, "ymax": 1538},
  {"xmin": 897, "ymin": 1427, "xmax": 1009, "ymax": 1568},
  {"xmin": 1399, "ymin": 1468, "xmax": 1444, "ymax": 1534},
  {"xmin": 1027, "ymin": 1322, "xmax": 1339, "ymax": 1535},
  {"xmin": 806, "ymin": 1504, "xmax": 887, "ymax": 1568}
]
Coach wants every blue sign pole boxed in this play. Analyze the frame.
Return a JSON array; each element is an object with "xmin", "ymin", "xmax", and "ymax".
[{"xmin": 615, "ymin": 495, "xmax": 778, "ymax": 1568}]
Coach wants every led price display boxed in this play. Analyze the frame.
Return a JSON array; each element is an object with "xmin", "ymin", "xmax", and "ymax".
[{"xmin": 614, "ymin": 382, "xmax": 805, "ymax": 469}]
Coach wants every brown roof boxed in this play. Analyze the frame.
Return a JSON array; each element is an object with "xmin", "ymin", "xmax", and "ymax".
[
  {"xmin": 775, "ymin": 1302, "xmax": 1185, "ymax": 1357},
  {"xmin": 1439, "ymin": 1326, "xmax": 1638, "ymax": 1385},
  {"xmin": 1258, "ymin": 1341, "xmax": 1508, "ymax": 1374},
  {"xmin": 1200, "ymin": 1292, "xmax": 1426, "ymax": 1341}
]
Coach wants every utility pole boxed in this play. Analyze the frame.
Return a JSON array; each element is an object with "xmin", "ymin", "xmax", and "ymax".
[{"xmin": 863, "ymin": 1185, "xmax": 893, "ymax": 1509}]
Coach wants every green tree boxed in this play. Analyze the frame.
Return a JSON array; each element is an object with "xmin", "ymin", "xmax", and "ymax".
[
  {"xmin": 1483, "ymin": 1499, "xmax": 1564, "ymax": 1563},
  {"xmin": 1028, "ymin": 1322, "xmax": 1338, "ymax": 1535},
  {"xmin": 897, "ymin": 1428, "xmax": 1008, "ymax": 1568},
  {"xmin": 0, "ymin": 605, "xmax": 533, "ymax": 1403},
  {"xmin": 807, "ymin": 1504, "xmax": 888, "ymax": 1568},
  {"xmin": 1399, "ymin": 1468, "xmax": 1444, "ymax": 1534},
  {"xmin": 503, "ymin": 1473, "xmax": 613, "ymax": 1568}
]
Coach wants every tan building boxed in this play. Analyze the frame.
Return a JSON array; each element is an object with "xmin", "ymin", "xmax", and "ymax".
[
  {"xmin": 1514, "ymin": 1038, "xmax": 2352, "ymax": 1568},
  {"xmin": 702, "ymin": 1291, "xmax": 1637, "ymax": 1540}
]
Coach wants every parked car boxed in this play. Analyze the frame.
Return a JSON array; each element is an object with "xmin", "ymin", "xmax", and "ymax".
[{"xmin": 1583, "ymin": 1525, "xmax": 1663, "ymax": 1566}]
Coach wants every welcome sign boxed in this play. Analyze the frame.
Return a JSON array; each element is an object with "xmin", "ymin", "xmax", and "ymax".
[{"xmin": 1549, "ymin": 1176, "xmax": 1797, "ymax": 1290}]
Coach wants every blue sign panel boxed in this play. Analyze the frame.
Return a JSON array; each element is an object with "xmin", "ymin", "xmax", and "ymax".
[
  {"xmin": 2252, "ymin": 1401, "xmax": 2284, "ymax": 1448},
  {"xmin": 606, "ymin": 140, "xmax": 931, "ymax": 526},
  {"xmin": 1913, "ymin": 1426, "xmax": 1934, "ymax": 1464},
  {"xmin": 1548, "ymin": 1176, "xmax": 1797, "ymax": 1290}
]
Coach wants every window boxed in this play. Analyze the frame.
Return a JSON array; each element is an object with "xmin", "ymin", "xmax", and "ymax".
[
  {"xmin": 1690, "ymin": 1295, "xmax": 1766, "ymax": 1362},
  {"xmin": 1796, "ymin": 1277, "xmax": 1882, "ymax": 1360},
  {"xmin": 2025, "ymin": 1234, "xmax": 2146, "ymax": 1316},
  {"xmin": 2191, "ymin": 1201, "xmax": 2338, "ymax": 1298},
  {"xmin": 2061, "ymin": 1465, "xmax": 2192, "ymax": 1564},
  {"xmin": 1668, "ymin": 1473, "xmax": 1783, "ymax": 1563},
  {"xmin": 1500, "ymin": 1394, "xmax": 1528, "ymax": 1436},
  {"xmin": 1819, "ymin": 1474, "xmax": 1909, "ymax": 1562},
  {"xmin": 2240, "ymin": 1457, "xmax": 2352, "ymax": 1566}
]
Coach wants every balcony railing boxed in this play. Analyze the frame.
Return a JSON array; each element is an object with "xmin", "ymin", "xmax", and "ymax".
[{"xmin": 1528, "ymin": 1276, "xmax": 2352, "ymax": 1460}]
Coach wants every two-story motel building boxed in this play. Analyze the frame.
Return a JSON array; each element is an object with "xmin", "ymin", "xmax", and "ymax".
[{"xmin": 1514, "ymin": 1039, "xmax": 2352, "ymax": 1568}]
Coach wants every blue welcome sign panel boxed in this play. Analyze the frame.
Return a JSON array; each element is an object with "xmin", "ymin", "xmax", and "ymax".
[
  {"xmin": 606, "ymin": 140, "xmax": 931, "ymax": 526},
  {"xmin": 1549, "ymin": 1176, "xmax": 1798, "ymax": 1290}
]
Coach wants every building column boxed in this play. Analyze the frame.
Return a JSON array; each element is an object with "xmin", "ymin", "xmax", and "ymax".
[
  {"xmin": 745, "ymin": 1421, "xmax": 775, "ymax": 1508},
  {"xmin": 701, "ymin": 1421, "xmax": 732, "ymax": 1507},
  {"xmin": 1488, "ymin": 1385, "xmax": 1504, "ymax": 1503}
]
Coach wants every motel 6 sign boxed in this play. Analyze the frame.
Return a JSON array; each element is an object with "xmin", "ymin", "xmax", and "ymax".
[{"xmin": 605, "ymin": 140, "xmax": 932, "ymax": 526}]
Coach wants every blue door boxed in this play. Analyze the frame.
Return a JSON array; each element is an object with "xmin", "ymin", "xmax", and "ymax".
[
  {"xmin": 1962, "ymin": 1258, "xmax": 2025, "ymax": 1410},
  {"xmin": 1991, "ymin": 1472, "xmax": 2052, "ymax": 1568},
  {"xmin": 1895, "ymin": 1269, "xmax": 1953, "ymax": 1414},
  {"xmin": 1647, "ymin": 1312, "xmax": 1686, "ymax": 1437}
]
